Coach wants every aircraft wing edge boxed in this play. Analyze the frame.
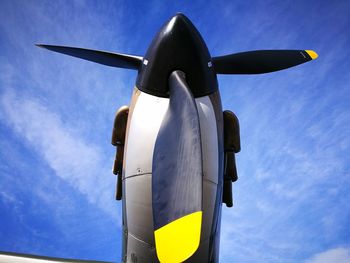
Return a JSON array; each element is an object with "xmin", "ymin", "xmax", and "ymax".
[{"xmin": 0, "ymin": 251, "xmax": 114, "ymax": 263}]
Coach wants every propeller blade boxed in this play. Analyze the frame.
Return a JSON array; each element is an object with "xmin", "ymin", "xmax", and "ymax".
[
  {"xmin": 152, "ymin": 71, "xmax": 203, "ymax": 262},
  {"xmin": 36, "ymin": 44, "xmax": 143, "ymax": 70},
  {"xmin": 212, "ymin": 50, "xmax": 318, "ymax": 74}
]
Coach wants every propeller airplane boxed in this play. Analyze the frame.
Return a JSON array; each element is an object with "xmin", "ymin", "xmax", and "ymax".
[{"xmin": 0, "ymin": 13, "xmax": 317, "ymax": 263}]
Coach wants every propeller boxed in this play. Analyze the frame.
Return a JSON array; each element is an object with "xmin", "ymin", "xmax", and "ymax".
[
  {"xmin": 35, "ymin": 14, "xmax": 318, "ymax": 263},
  {"xmin": 152, "ymin": 71, "xmax": 203, "ymax": 262},
  {"xmin": 36, "ymin": 45, "xmax": 317, "ymax": 75},
  {"xmin": 212, "ymin": 49, "xmax": 318, "ymax": 74},
  {"xmin": 36, "ymin": 44, "xmax": 143, "ymax": 70}
]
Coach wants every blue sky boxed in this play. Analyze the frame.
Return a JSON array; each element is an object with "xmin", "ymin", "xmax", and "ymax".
[{"xmin": 0, "ymin": 1, "xmax": 349, "ymax": 262}]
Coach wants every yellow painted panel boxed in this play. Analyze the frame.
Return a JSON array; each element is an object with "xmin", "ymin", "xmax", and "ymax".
[{"xmin": 154, "ymin": 211, "xmax": 202, "ymax": 263}]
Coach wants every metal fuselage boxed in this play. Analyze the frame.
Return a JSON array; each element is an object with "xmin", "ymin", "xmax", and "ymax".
[{"xmin": 120, "ymin": 15, "xmax": 224, "ymax": 262}]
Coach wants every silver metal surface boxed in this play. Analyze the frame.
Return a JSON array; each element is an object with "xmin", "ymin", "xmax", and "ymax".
[{"xmin": 124, "ymin": 91, "xmax": 169, "ymax": 178}]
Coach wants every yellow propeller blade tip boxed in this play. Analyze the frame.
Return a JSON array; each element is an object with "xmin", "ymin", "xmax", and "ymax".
[
  {"xmin": 305, "ymin": 50, "xmax": 318, "ymax": 60},
  {"xmin": 154, "ymin": 211, "xmax": 202, "ymax": 263}
]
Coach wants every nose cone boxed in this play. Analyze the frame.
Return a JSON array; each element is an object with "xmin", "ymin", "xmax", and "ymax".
[
  {"xmin": 163, "ymin": 13, "xmax": 196, "ymax": 37},
  {"xmin": 136, "ymin": 13, "xmax": 218, "ymax": 98}
]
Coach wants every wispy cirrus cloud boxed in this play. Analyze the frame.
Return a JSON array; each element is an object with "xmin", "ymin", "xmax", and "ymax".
[
  {"xmin": 304, "ymin": 247, "xmax": 350, "ymax": 263},
  {"xmin": 0, "ymin": 91, "xmax": 117, "ymax": 218}
]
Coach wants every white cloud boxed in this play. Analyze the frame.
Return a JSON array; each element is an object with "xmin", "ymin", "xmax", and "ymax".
[
  {"xmin": 0, "ymin": 91, "xmax": 118, "ymax": 218},
  {"xmin": 0, "ymin": 190, "xmax": 18, "ymax": 204},
  {"xmin": 304, "ymin": 247, "xmax": 350, "ymax": 263}
]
